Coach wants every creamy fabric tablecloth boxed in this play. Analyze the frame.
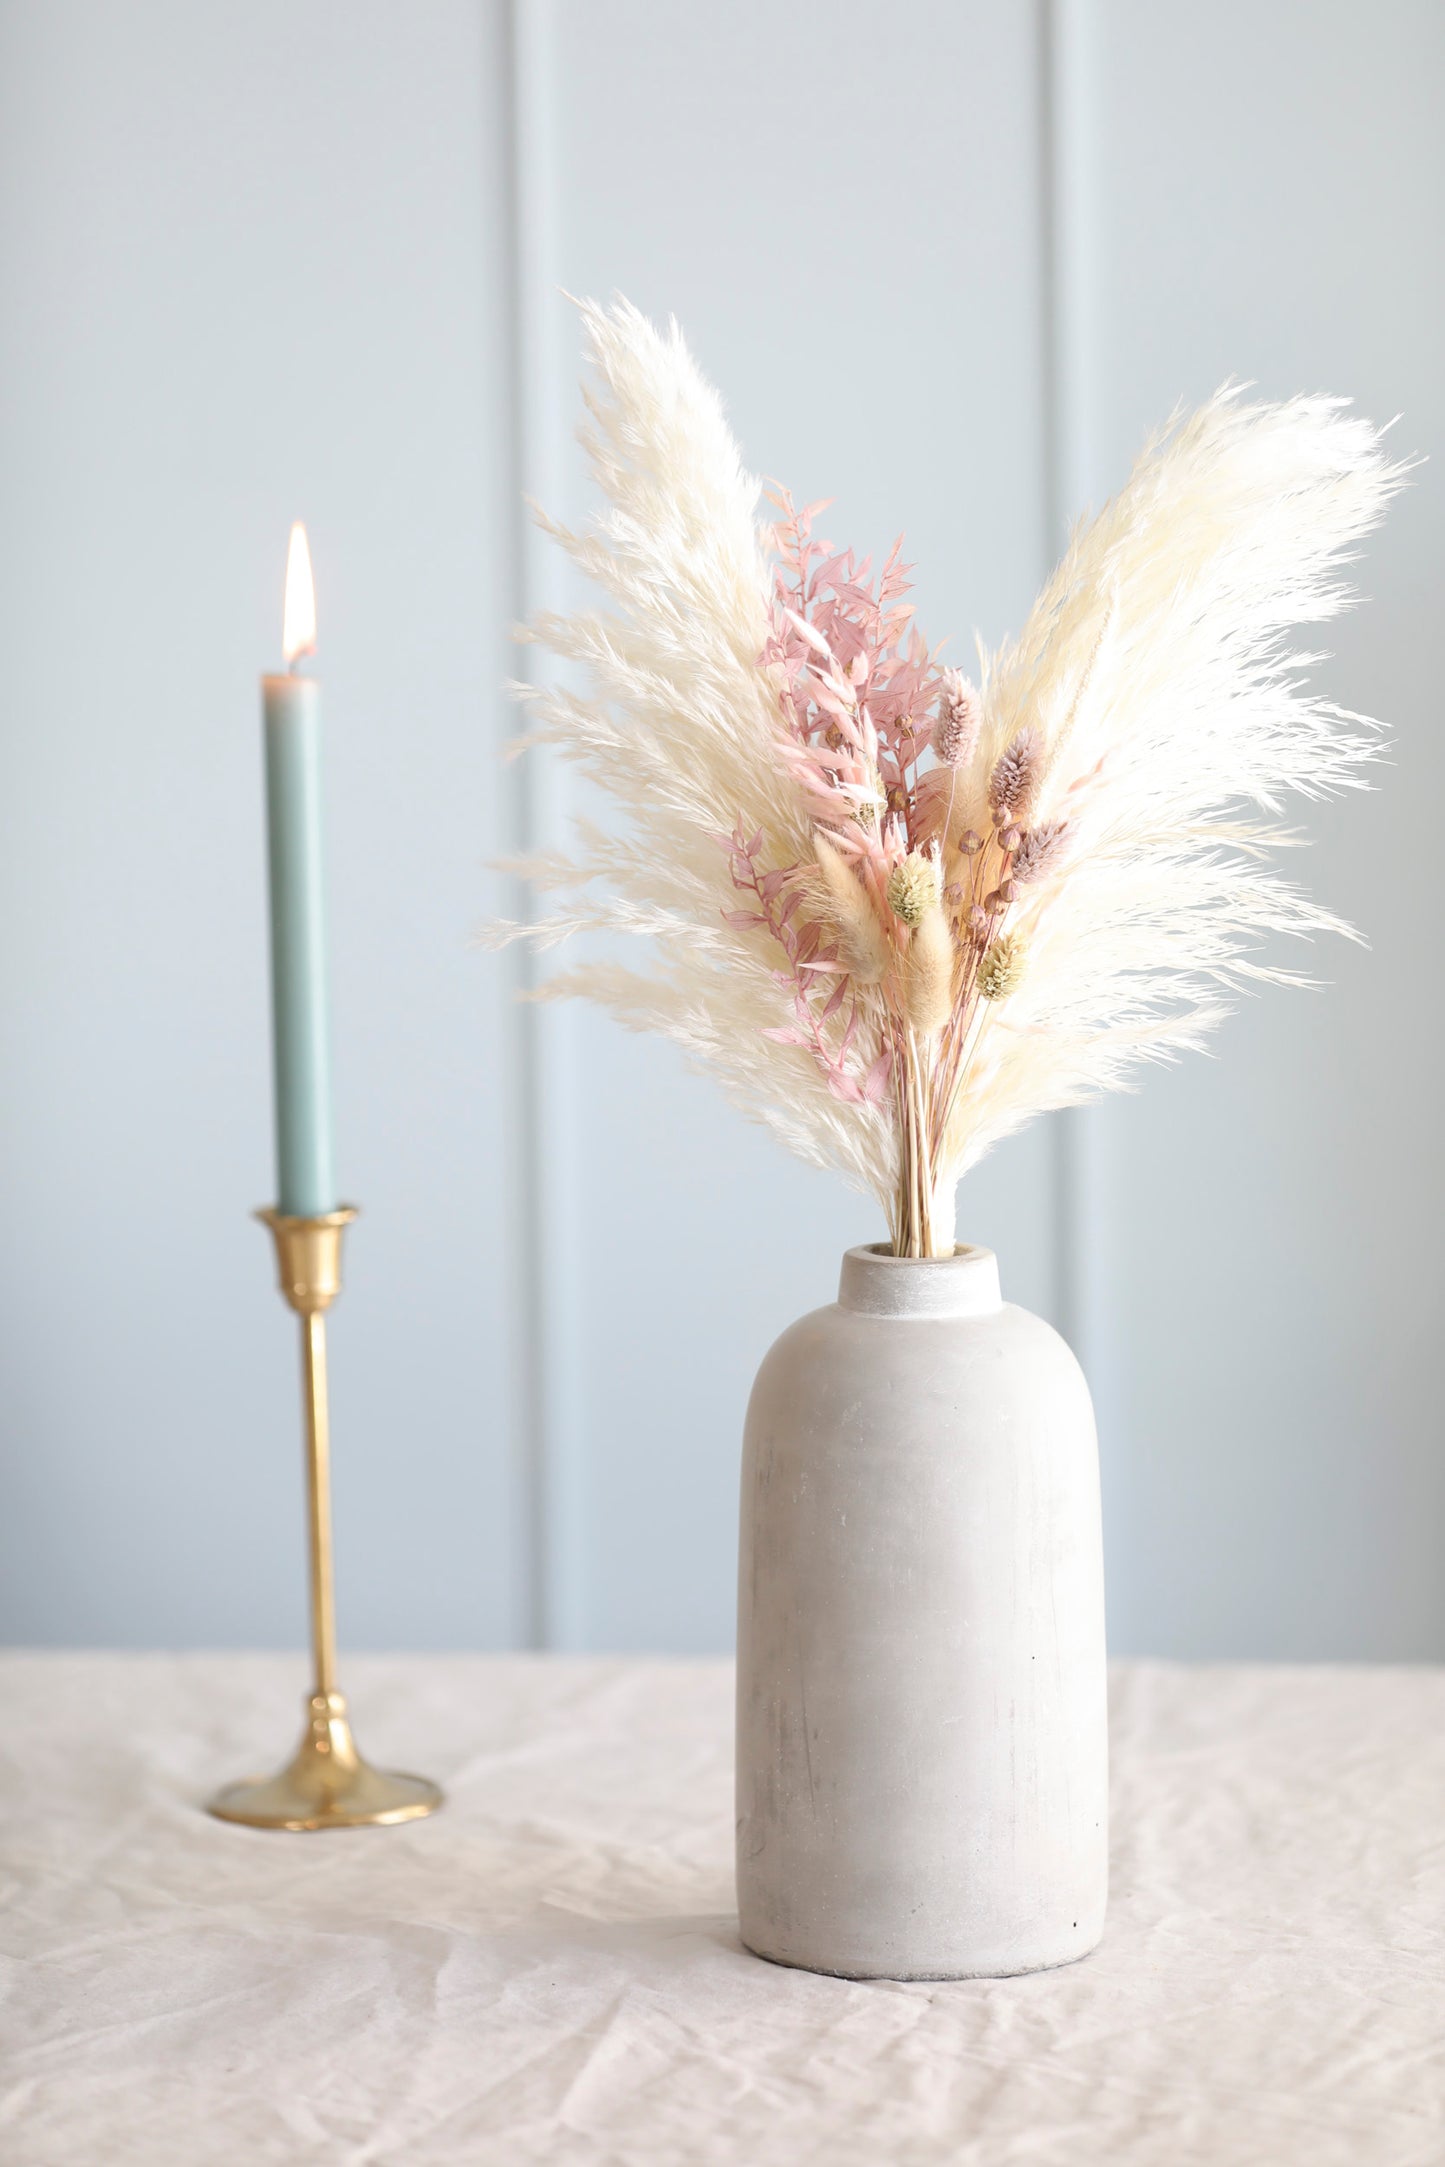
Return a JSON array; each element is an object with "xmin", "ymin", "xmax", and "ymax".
[{"xmin": 1, "ymin": 1655, "xmax": 1441, "ymax": 2165}]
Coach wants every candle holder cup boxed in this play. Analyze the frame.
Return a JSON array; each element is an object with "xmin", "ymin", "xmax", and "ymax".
[{"xmin": 206, "ymin": 1205, "xmax": 443, "ymax": 1831}]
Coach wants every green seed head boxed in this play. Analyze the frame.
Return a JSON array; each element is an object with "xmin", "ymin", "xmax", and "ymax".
[{"xmin": 885, "ymin": 851, "xmax": 941, "ymax": 929}]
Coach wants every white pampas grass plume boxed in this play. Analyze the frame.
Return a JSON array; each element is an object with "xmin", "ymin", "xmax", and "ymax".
[
  {"xmin": 946, "ymin": 385, "xmax": 1407, "ymax": 1176},
  {"xmin": 489, "ymin": 297, "xmax": 893, "ymax": 1202},
  {"xmin": 904, "ymin": 905, "xmax": 956, "ymax": 1034},
  {"xmin": 814, "ymin": 831, "xmax": 890, "ymax": 985}
]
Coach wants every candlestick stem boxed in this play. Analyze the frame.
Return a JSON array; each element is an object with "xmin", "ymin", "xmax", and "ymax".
[
  {"xmin": 301, "ymin": 1309, "xmax": 337, "ymax": 1698},
  {"xmin": 206, "ymin": 1207, "xmax": 443, "ymax": 1830}
]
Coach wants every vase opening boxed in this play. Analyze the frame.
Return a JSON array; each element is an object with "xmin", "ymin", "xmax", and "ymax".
[{"xmin": 838, "ymin": 1241, "xmax": 1002, "ymax": 1319}]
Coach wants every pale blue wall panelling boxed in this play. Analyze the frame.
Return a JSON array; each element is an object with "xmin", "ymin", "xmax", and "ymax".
[
  {"xmin": 1069, "ymin": 0, "xmax": 1445, "ymax": 1657},
  {"xmin": 0, "ymin": 0, "xmax": 524, "ymax": 1648},
  {"xmin": 0, "ymin": 0, "xmax": 1439, "ymax": 1657}
]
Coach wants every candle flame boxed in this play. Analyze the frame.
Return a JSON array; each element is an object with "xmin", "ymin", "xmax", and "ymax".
[{"xmin": 281, "ymin": 522, "xmax": 317, "ymax": 666}]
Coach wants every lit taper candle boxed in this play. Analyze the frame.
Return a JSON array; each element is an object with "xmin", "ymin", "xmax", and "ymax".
[{"xmin": 261, "ymin": 523, "xmax": 336, "ymax": 1217}]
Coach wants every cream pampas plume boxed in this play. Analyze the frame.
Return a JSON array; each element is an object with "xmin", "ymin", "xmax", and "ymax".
[
  {"xmin": 947, "ymin": 388, "xmax": 1407, "ymax": 1176},
  {"xmin": 485, "ymin": 298, "xmax": 893, "ymax": 1200},
  {"xmin": 487, "ymin": 301, "xmax": 1404, "ymax": 1251}
]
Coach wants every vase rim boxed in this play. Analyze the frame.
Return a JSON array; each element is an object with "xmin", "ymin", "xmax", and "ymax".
[{"xmin": 838, "ymin": 1243, "xmax": 1002, "ymax": 1319}]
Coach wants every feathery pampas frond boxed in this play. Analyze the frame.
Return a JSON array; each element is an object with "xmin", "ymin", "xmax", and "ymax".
[{"xmin": 488, "ymin": 300, "xmax": 1406, "ymax": 1253}]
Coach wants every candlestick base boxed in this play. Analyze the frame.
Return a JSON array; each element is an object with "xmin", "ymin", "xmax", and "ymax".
[{"xmin": 207, "ymin": 1689, "xmax": 443, "ymax": 1831}]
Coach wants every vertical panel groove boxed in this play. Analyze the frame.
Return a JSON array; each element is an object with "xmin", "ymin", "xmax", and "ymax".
[
  {"xmin": 502, "ymin": 0, "xmax": 565, "ymax": 1648},
  {"xmin": 1039, "ymin": 0, "xmax": 1093, "ymax": 1359}
]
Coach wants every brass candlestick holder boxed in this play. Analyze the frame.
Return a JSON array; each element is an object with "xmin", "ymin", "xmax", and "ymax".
[{"xmin": 207, "ymin": 1206, "xmax": 443, "ymax": 1831}]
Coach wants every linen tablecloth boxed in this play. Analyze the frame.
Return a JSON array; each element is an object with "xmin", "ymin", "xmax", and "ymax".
[{"xmin": 1, "ymin": 1653, "xmax": 1441, "ymax": 2164}]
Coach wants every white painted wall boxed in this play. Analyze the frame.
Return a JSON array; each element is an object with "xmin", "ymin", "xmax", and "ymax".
[{"xmin": 0, "ymin": 0, "xmax": 1439, "ymax": 1657}]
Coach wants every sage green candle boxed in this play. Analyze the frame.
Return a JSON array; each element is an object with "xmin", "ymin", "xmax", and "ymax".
[{"xmin": 261, "ymin": 526, "xmax": 336, "ymax": 1217}]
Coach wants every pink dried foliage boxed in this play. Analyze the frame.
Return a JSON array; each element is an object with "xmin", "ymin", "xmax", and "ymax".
[
  {"xmin": 720, "ymin": 821, "xmax": 892, "ymax": 1107},
  {"xmin": 759, "ymin": 490, "xmax": 943, "ymax": 867},
  {"xmin": 908, "ymin": 765, "xmax": 959, "ymax": 847},
  {"xmin": 711, "ymin": 489, "xmax": 959, "ymax": 1110},
  {"xmin": 719, "ymin": 496, "xmax": 1066, "ymax": 1154}
]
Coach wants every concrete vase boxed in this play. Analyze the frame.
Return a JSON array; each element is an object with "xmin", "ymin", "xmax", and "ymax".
[{"xmin": 736, "ymin": 1242, "xmax": 1108, "ymax": 1980}]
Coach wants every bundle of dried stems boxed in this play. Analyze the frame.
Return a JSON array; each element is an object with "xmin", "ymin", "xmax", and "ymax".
[{"xmin": 491, "ymin": 300, "xmax": 1404, "ymax": 1256}]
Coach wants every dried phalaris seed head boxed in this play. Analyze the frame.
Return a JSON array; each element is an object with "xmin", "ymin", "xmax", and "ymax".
[
  {"xmin": 979, "ymin": 931, "xmax": 1027, "ymax": 1002},
  {"xmin": 931, "ymin": 671, "xmax": 982, "ymax": 768},
  {"xmin": 988, "ymin": 727, "xmax": 1043, "ymax": 821},
  {"xmin": 1012, "ymin": 819, "xmax": 1069, "ymax": 885},
  {"xmin": 885, "ymin": 850, "xmax": 942, "ymax": 929}
]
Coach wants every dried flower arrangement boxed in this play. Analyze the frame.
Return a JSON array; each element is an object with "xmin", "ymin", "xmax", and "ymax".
[{"xmin": 493, "ymin": 300, "xmax": 1403, "ymax": 1256}]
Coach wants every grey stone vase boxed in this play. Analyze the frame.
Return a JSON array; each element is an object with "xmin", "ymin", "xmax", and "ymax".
[{"xmin": 736, "ymin": 1242, "xmax": 1108, "ymax": 1981}]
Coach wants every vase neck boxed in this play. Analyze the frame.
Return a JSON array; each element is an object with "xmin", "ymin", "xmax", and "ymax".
[{"xmin": 838, "ymin": 1244, "xmax": 1002, "ymax": 1320}]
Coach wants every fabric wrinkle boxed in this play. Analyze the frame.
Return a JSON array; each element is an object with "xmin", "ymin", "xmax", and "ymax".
[{"xmin": 0, "ymin": 1653, "xmax": 1440, "ymax": 2167}]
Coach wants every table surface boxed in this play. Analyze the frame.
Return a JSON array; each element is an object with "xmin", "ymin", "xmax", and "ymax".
[{"xmin": 1, "ymin": 1654, "xmax": 1442, "ymax": 2166}]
